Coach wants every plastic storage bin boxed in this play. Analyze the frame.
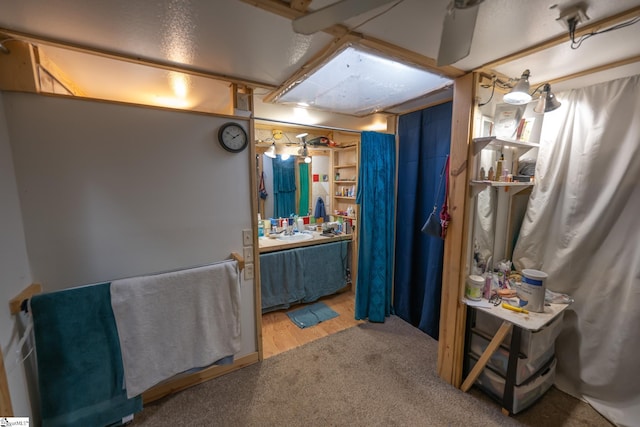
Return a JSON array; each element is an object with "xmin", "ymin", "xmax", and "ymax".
[
  {"xmin": 474, "ymin": 309, "xmax": 564, "ymax": 361},
  {"xmin": 470, "ymin": 355, "xmax": 557, "ymax": 414},
  {"xmin": 469, "ymin": 332, "xmax": 555, "ymax": 385}
]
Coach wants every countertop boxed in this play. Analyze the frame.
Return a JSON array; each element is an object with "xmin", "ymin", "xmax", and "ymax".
[{"xmin": 258, "ymin": 231, "xmax": 352, "ymax": 254}]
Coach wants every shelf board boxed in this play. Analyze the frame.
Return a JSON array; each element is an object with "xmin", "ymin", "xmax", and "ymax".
[
  {"xmin": 334, "ymin": 164, "xmax": 357, "ymax": 169},
  {"xmin": 469, "ymin": 180, "xmax": 534, "ymax": 197},
  {"xmin": 334, "ymin": 180, "xmax": 357, "ymax": 184},
  {"xmin": 473, "ymin": 136, "xmax": 539, "ymax": 156},
  {"xmin": 470, "ymin": 180, "xmax": 533, "ymax": 187},
  {"xmin": 331, "ymin": 214, "xmax": 357, "ymax": 220},
  {"xmin": 334, "ymin": 196, "xmax": 356, "ymax": 200}
]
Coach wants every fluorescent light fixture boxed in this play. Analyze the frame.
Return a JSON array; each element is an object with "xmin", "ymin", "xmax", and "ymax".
[{"xmin": 270, "ymin": 44, "xmax": 453, "ymax": 116}]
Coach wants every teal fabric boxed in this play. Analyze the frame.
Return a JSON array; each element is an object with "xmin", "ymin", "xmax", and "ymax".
[
  {"xmin": 355, "ymin": 131, "xmax": 396, "ymax": 322},
  {"xmin": 273, "ymin": 156, "xmax": 296, "ymax": 217},
  {"xmin": 287, "ymin": 302, "xmax": 339, "ymax": 328},
  {"xmin": 301, "ymin": 241, "xmax": 348, "ymax": 302},
  {"xmin": 260, "ymin": 248, "xmax": 306, "ymax": 312},
  {"xmin": 31, "ymin": 283, "xmax": 142, "ymax": 427},
  {"xmin": 298, "ymin": 162, "xmax": 310, "ymax": 215},
  {"xmin": 260, "ymin": 240, "xmax": 348, "ymax": 313}
]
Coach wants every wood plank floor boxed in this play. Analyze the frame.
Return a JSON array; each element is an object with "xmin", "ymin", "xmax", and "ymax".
[{"xmin": 261, "ymin": 289, "xmax": 364, "ymax": 359}]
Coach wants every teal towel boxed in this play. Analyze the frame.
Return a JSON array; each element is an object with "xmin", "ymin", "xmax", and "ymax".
[
  {"xmin": 287, "ymin": 302, "xmax": 339, "ymax": 328},
  {"xmin": 31, "ymin": 283, "xmax": 142, "ymax": 427}
]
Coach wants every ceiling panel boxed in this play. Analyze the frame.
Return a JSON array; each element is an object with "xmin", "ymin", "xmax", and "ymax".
[{"xmin": 1, "ymin": 0, "xmax": 639, "ymax": 118}]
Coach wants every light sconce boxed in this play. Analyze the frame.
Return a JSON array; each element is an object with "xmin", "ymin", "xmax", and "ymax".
[
  {"xmin": 534, "ymin": 83, "xmax": 562, "ymax": 113},
  {"xmin": 280, "ymin": 152, "xmax": 291, "ymax": 161},
  {"xmin": 264, "ymin": 142, "xmax": 277, "ymax": 159},
  {"xmin": 503, "ymin": 69, "xmax": 532, "ymax": 105},
  {"xmin": 296, "ymin": 132, "xmax": 312, "ymax": 162}
]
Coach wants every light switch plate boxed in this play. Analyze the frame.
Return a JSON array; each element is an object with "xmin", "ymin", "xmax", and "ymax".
[
  {"xmin": 244, "ymin": 263, "xmax": 254, "ymax": 280},
  {"xmin": 243, "ymin": 246, "xmax": 254, "ymax": 264},
  {"xmin": 242, "ymin": 229, "xmax": 252, "ymax": 246}
]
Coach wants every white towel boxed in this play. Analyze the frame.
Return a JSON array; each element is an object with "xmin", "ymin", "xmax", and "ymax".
[{"xmin": 110, "ymin": 260, "xmax": 241, "ymax": 398}]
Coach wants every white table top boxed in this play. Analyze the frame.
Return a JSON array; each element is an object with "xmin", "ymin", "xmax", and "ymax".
[{"xmin": 464, "ymin": 297, "xmax": 571, "ymax": 332}]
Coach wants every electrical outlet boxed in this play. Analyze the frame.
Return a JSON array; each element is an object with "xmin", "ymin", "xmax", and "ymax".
[
  {"xmin": 242, "ymin": 229, "xmax": 252, "ymax": 246},
  {"xmin": 244, "ymin": 263, "xmax": 254, "ymax": 280},
  {"xmin": 243, "ymin": 246, "xmax": 254, "ymax": 264}
]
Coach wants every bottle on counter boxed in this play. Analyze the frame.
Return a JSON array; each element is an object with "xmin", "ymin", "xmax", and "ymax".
[
  {"xmin": 257, "ymin": 213, "xmax": 264, "ymax": 237},
  {"xmin": 495, "ymin": 153, "xmax": 504, "ymax": 181},
  {"xmin": 488, "ymin": 166, "xmax": 495, "ymax": 181}
]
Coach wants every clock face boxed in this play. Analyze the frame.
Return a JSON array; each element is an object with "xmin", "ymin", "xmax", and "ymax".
[{"xmin": 218, "ymin": 123, "xmax": 248, "ymax": 153}]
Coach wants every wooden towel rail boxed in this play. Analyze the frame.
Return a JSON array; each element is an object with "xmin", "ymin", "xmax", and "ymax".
[
  {"xmin": 9, "ymin": 283, "xmax": 42, "ymax": 315},
  {"xmin": 230, "ymin": 251, "xmax": 245, "ymax": 271}
]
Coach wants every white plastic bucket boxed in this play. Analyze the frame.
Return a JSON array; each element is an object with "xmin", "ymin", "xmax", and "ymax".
[
  {"xmin": 518, "ymin": 269, "xmax": 548, "ymax": 312},
  {"xmin": 466, "ymin": 275, "xmax": 485, "ymax": 301}
]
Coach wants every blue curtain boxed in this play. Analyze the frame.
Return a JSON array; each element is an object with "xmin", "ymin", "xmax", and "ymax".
[
  {"xmin": 273, "ymin": 156, "xmax": 296, "ymax": 218},
  {"xmin": 355, "ymin": 131, "xmax": 396, "ymax": 322},
  {"xmin": 394, "ymin": 102, "xmax": 452, "ymax": 339}
]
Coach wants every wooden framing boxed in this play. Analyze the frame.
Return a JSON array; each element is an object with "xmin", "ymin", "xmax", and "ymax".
[
  {"xmin": 476, "ymin": 6, "xmax": 640, "ymax": 74},
  {"xmin": 0, "ymin": 38, "xmax": 39, "ymax": 92},
  {"xmin": 142, "ymin": 353, "xmax": 259, "ymax": 403},
  {"xmin": 0, "ymin": 347, "xmax": 13, "ymax": 416},
  {"xmin": 0, "ymin": 27, "xmax": 276, "ymax": 91},
  {"xmin": 240, "ymin": 0, "xmax": 465, "ymax": 84},
  {"xmin": 437, "ymin": 72, "xmax": 475, "ymax": 387},
  {"xmin": 9, "ymin": 283, "xmax": 42, "ymax": 315}
]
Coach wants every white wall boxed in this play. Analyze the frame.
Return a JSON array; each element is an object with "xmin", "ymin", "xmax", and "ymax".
[
  {"xmin": 3, "ymin": 92, "xmax": 256, "ymax": 415},
  {"xmin": 0, "ymin": 92, "xmax": 34, "ymax": 417}
]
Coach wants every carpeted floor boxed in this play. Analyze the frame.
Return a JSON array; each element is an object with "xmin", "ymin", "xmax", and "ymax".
[{"xmin": 130, "ymin": 315, "xmax": 612, "ymax": 427}]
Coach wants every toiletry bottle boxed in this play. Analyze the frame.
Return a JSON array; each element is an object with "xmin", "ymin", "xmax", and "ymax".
[
  {"xmin": 495, "ymin": 154, "xmax": 504, "ymax": 181},
  {"xmin": 257, "ymin": 214, "xmax": 264, "ymax": 237},
  {"xmin": 479, "ymin": 167, "xmax": 486, "ymax": 181},
  {"xmin": 488, "ymin": 167, "xmax": 494, "ymax": 181}
]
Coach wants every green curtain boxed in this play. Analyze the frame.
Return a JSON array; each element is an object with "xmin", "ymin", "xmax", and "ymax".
[{"xmin": 298, "ymin": 163, "xmax": 310, "ymax": 216}]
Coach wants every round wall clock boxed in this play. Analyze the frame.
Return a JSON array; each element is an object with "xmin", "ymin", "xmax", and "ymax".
[{"xmin": 218, "ymin": 122, "xmax": 248, "ymax": 153}]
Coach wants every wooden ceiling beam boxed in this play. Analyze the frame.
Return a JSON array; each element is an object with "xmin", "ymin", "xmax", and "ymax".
[
  {"xmin": 476, "ymin": 5, "xmax": 640, "ymax": 74},
  {"xmin": 544, "ymin": 53, "xmax": 640, "ymax": 87},
  {"xmin": 289, "ymin": 0, "xmax": 312, "ymax": 12}
]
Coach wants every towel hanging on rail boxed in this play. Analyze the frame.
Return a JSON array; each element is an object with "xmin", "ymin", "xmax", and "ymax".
[
  {"xmin": 110, "ymin": 259, "xmax": 241, "ymax": 398},
  {"xmin": 31, "ymin": 283, "xmax": 142, "ymax": 427}
]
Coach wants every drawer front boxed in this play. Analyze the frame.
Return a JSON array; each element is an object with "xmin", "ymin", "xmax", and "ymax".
[
  {"xmin": 469, "ymin": 331, "xmax": 554, "ymax": 385},
  {"xmin": 474, "ymin": 309, "xmax": 564, "ymax": 360}
]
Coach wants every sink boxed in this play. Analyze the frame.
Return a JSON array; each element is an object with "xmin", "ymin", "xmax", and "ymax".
[{"xmin": 276, "ymin": 232, "xmax": 314, "ymax": 242}]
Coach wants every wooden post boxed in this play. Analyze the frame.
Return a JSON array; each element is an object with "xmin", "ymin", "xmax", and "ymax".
[
  {"xmin": 0, "ymin": 347, "xmax": 14, "ymax": 416},
  {"xmin": 437, "ymin": 72, "xmax": 476, "ymax": 387}
]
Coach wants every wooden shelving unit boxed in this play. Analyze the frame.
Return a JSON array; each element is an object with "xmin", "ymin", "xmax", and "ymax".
[{"xmin": 331, "ymin": 131, "xmax": 360, "ymax": 284}]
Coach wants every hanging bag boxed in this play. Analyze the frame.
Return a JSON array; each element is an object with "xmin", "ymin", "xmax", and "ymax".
[
  {"xmin": 439, "ymin": 156, "xmax": 451, "ymax": 239},
  {"xmin": 421, "ymin": 155, "xmax": 449, "ymax": 239},
  {"xmin": 259, "ymin": 171, "xmax": 268, "ymax": 200}
]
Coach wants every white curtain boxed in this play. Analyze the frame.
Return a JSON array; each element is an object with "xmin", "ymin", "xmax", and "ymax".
[{"xmin": 513, "ymin": 74, "xmax": 640, "ymax": 427}]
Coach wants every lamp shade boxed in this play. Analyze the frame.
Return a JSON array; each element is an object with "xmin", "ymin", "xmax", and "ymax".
[
  {"xmin": 265, "ymin": 143, "xmax": 277, "ymax": 158},
  {"xmin": 534, "ymin": 84, "xmax": 561, "ymax": 113},
  {"xmin": 503, "ymin": 70, "xmax": 532, "ymax": 105}
]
